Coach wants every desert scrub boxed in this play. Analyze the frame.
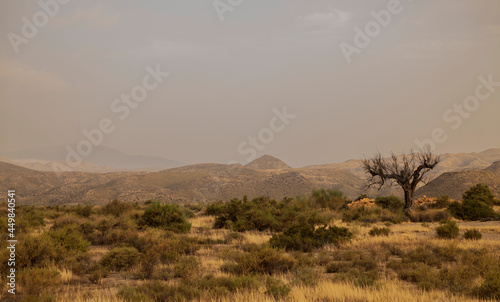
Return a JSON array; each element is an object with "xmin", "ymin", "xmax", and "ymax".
[
  {"xmin": 368, "ymin": 227, "xmax": 391, "ymax": 237},
  {"xmin": 435, "ymin": 221, "xmax": 459, "ymax": 239},
  {"xmin": 211, "ymin": 195, "xmax": 329, "ymax": 232},
  {"xmin": 140, "ymin": 201, "xmax": 191, "ymax": 233},
  {"xmin": 270, "ymin": 223, "xmax": 352, "ymax": 252},
  {"xmin": 463, "ymin": 229, "xmax": 482, "ymax": 240},
  {"xmin": 221, "ymin": 244, "xmax": 296, "ymax": 275},
  {"xmin": 174, "ymin": 256, "xmax": 201, "ymax": 279},
  {"xmin": 265, "ymin": 277, "xmax": 291, "ymax": 300},
  {"xmin": 100, "ymin": 246, "xmax": 141, "ymax": 271}
]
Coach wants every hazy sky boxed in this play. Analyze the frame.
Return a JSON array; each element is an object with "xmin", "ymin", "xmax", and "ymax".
[{"xmin": 1, "ymin": 0, "xmax": 500, "ymax": 167}]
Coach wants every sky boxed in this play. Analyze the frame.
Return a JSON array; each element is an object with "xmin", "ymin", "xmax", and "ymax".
[{"xmin": 1, "ymin": 0, "xmax": 500, "ymax": 168}]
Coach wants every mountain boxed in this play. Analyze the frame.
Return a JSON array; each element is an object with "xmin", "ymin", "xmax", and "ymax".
[
  {"xmin": 0, "ymin": 159, "xmax": 363, "ymax": 205},
  {"xmin": 3, "ymin": 149, "xmax": 500, "ymax": 206},
  {"xmin": 484, "ymin": 161, "xmax": 500, "ymax": 175},
  {"xmin": 303, "ymin": 148, "xmax": 500, "ymax": 181},
  {"xmin": 245, "ymin": 155, "xmax": 291, "ymax": 170},
  {"xmin": 1, "ymin": 146, "xmax": 184, "ymax": 171},
  {"xmin": 416, "ymin": 171, "xmax": 500, "ymax": 200}
]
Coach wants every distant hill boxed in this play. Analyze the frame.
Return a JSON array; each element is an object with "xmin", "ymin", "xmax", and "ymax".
[
  {"xmin": 304, "ymin": 148, "xmax": 500, "ymax": 181},
  {"xmin": 1, "ymin": 146, "xmax": 184, "ymax": 171},
  {"xmin": 484, "ymin": 161, "xmax": 500, "ymax": 175},
  {"xmin": 245, "ymin": 155, "xmax": 291, "ymax": 170},
  {"xmin": 416, "ymin": 170, "xmax": 500, "ymax": 200},
  {"xmin": 2, "ymin": 149, "xmax": 500, "ymax": 205},
  {"xmin": 0, "ymin": 159, "xmax": 364, "ymax": 205}
]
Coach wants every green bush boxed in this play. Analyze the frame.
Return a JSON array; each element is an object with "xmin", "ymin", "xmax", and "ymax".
[
  {"xmin": 448, "ymin": 184, "xmax": 500, "ymax": 221},
  {"xmin": 265, "ymin": 277, "xmax": 291, "ymax": 300},
  {"xmin": 174, "ymin": 256, "xmax": 200, "ymax": 279},
  {"xmin": 429, "ymin": 195, "xmax": 452, "ymax": 209},
  {"xmin": 100, "ymin": 246, "xmax": 141, "ymax": 271},
  {"xmin": 270, "ymin": 224, "xmax": 352, "ymax": 252},
  {"xmin": 436, "ymin": 221, "xmax": 459, "ymax": 239},
  {"xmin": 342, "ymin": 206, "xmax": 405, "ymax": 224},
  {"xmin": 204, "ymin": 201, "xmax": 225, "ymax": 216},
  {"xmin": 18, "ymin": 267, "xmax": 60, "ymax": 296},
  {"xmin": 74, "ymin": 204, "xmax": 93, "ymax": 217},
  {"xmin": 118, "ymin": 280, "xmax": 200, "ymax": 302},
  {"xmin": 375, "ymin": 196, "xmax": 404, "ymax": 211},
  {"xmin": 140, "ymin": 202, "xmax": 191, "ymax": 233},
  {"xmin": 212, "ymin": 196, "xmax": 330, "ymax": 232},
  {"xmin": 463, "ymin": 229, "xmax": 482, "ymax": 240},
  {"xmin": 198, "ymin": 274, "xmax": 259, "ymax": 296},
  {"xmin": 448, "ymin": 200, "xmax": 498, "ymax": 221},
  {"xmin": 222, "ymin": 244, "xmax": 296, "ymax": 275},
  {"xmin": 368, "ymin": 227, "xmax": 391, "ymax": 237},
  {"xmin": 101, "ymin": 199, "xmax": 134, "ymax": 217},
  {"xmin": 47, "ymin": 224, "xmax": 90, "ymax": 254},
  {"xmin": 16, "ymin": 234, "xmax": 58, "ymax": 268},
  {"xmin": 308, "ymin": 189, "xmax": 349, "ymax": 210},
  {"xmin": 16, "ymin": 206, "xmax": 46, "ymax": 232},
  {"xmin": 463, "ymin": 183, "xmax": 496, "ymax": 206}
]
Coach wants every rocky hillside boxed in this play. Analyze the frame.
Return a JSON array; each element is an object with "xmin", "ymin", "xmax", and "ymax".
[
  {"xmin": 416, "ymin": 170, "xmax": 500, "ymax": 200},
  {"xmin": 245, "ymin": 155, "xmax": 291, "ymax": 170},
  {"xmin": 484, "ymin": 161, "xmax": 500, "ymax": 175},
  {"xmin": 3, "ymin": 149, "xmax": 500, "ymax": 206}
]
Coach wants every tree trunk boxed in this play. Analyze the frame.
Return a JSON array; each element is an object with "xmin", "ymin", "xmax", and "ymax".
[{"xmin": 403, "ymin": 189, "xmax": 414, "ymax": 212}]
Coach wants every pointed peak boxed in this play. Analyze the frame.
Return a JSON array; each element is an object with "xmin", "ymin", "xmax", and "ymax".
[{"xmin": 245, "ymin": 155, "xmax": 291, "ymax": 170}]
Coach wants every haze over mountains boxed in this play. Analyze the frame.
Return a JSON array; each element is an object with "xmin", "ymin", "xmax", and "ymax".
[
  {"xmin": 1, "ymin": 146, "xmax": 185, "ymax": 172},
  {"xmin": 1, "ymin": 148, "xmax": 499, "ymax": 205}
]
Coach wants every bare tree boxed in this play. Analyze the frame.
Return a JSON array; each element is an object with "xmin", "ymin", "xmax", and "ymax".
[{"xmin": 362, "ymin": 147, "xmax": 440, "ymax": 211}]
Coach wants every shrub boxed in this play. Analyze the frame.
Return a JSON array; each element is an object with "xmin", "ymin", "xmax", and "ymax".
[
  {"xmin": 118, "ymin": 280, "xmax": 200, "ymax": 302},
  {"xmin": 342, "ymin": 206, "xmax": 405, "ymax": 224},
  {"xmin": 475, "ymin": 265, "xmax": 500, "ymax": 299},
  {"xmin": 222, "ymin": 244, "xmax": 296, "ymax": 275},
  {"xmin": 429, "ymin": 195, "xmax": 452, "ymax": 209},
  {"xmin": 368, "ymin": 227, "xmax": 391, "ymax": 237},
  {"xmin": 436, "ymin": 221, "xmax": 459, "ymax": 239},
  {"xmin": 309, "ymin": 189, "xmax": 349, "ymax": 210},
  {"xmin": 16, "ymin": 234, "xmax": 58, "ymax": 268},
  {"xmin": 375, "ymin": 196, "xmax": 404, "ymax": 211},
  {"xmin": 293, "ymin": 266, "xmax": 318, "ymax": 286},
  {"xmin": 47, "ymin": 224, "xmax": 90, "ymax": 255},
  {"xmin": 449, "ymin": 184, "xmax": 500, "ymax": 221},
  {"xmin": 101, "ymin": 199, "xmax": 133, "ymax": 217},
  {"xmin": 409, "ymin": 209, "xmax": 451, "ymax": 222},
  {"xmin": 204, "ymin": 201, "xmax": 225, "ymax": 216},
  {"xmin": 265, "ymin": 277, "xmax": 291, "ymax": 300},
  {"xmin": 15, "ymin": 206, "xmax": 46, "ymax": 233},
  {"xmin": 212, "ymin": 196, "xmax": 329, "ymax": 232},
  {"xmin": 198, "ymin": 274, "xmax": 259, "ymax": 296},
  {"xmin": 463, "ymin": 229, "xmax": 482, "ymax": 240},
  {"xmin": 140, "ymin": 202, "xmax": 191, "ymax": 233},
  {"xmin": 88, "ymin": 264, "xmax": 109, "ymax": 284},
  {"xmin": 174, "ymin": 256, "xmax": 200, "ymax": 279},
  {"xmin": 74, "ymin": 204, "xmax": 93, "ymax": 217},
  {"xmin": 18, "ymin": 267, "xmax": 60, "ymax": 296},
  {"xmin": 270, "ymin": 224, "xmax": 352, "ymax": 252},
  {"xmin": 463, "ymin": 183, "xmax": 496, "ymax": 206},
  {"xmin": 448, "ymin": 200, "xmax": 498, "ymax": 221},
  {"xmin": 100, "ymin": 246, "xmax": 141, "ymax": 271}
]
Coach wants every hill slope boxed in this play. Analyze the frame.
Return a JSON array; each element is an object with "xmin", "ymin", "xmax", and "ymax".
[
  {"xmin": 245, "ymin": 155, "xmax": 291, "ymax": 170},
  {"xmin": 416, "ymin": 171, "xmax": 500, "ymax": 200}
]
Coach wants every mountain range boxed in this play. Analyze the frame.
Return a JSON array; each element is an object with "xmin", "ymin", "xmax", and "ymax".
[{"xmin": 1, "ymin": 148, "xmax": 500, "ymax": 205}]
